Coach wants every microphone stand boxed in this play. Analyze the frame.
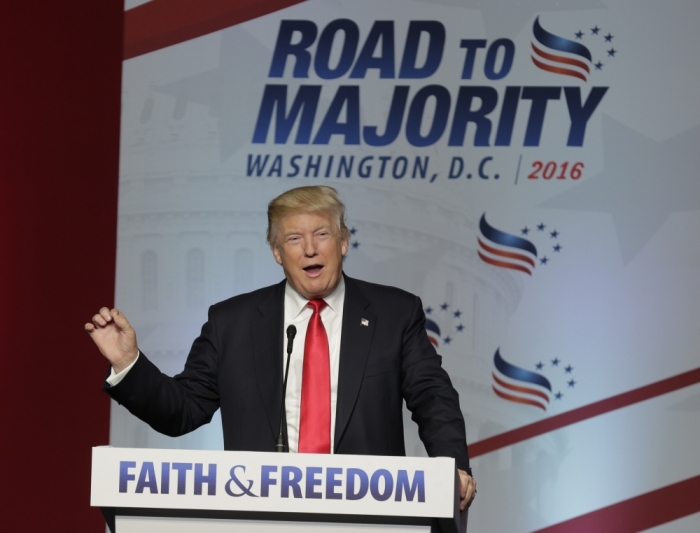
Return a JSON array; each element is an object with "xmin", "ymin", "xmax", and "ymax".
[{"xmin": 276, "ymin": 325, "xmax": 296, "ymax": 452}]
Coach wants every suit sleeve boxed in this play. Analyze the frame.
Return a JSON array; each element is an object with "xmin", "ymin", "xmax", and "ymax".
[
  {"xmin": 400, "ymin": 296, "xmax": 471, "ymax": 472},
  {"xmin": 104, "ymin": 306, "xmax": 221, "ymax": 437}
]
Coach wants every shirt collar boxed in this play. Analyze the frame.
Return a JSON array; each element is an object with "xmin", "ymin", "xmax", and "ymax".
[{"xmin": 285, "ymin": 275, "xmax": 345, "ymax": 319}]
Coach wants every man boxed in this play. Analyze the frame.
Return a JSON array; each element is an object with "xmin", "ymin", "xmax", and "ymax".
[{"xmin": 86, "ymin": 185, "xmax": 476, "ymax": 509}]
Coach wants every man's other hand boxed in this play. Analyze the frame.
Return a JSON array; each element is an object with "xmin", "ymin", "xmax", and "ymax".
[
  {"xmin": 458, "ymin": 469, "xmax": 476, "ymax": 511},
  {"xmin": 85, "ymin": 307, "xmax": 139, "ymax": 373}
]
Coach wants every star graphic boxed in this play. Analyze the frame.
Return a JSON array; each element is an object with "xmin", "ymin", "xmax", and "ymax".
[
  {"xmin": 553, "ymin": 244, "xmax": 562, "ymax": 252},
  {"xmin": 540, "ymin": 256, "xmax": 549, "ymax": 265},
  {"xmin": 604, "ymin": 33, "xmax": 614, "ymax": 42},
  {"xmin": 591, "ymin": 25, "xmax": 600, "ymax": 35},
  {"xmin": 575, "ymin": 30, "xmax": 584, "ymax": 39},
  {"xmin": 453, "ymin": 310, "xmax": 462, "ymax": 318},
  {"xmin": 456, "ymin": 324, "xmax": 465, "ymax": 332},
  {"xmin": 351, "ymin": 241, "xmax": 360, "ymax": 249},
  {"xmin": 565, "ymin": 365, "xmax": 573, "ymax": 373},
  {"xmin": 536, "ymin": 362, "xmax": 544, "ymax": 370},
  {"xmin": 443, "ymin": 336, "xmax": 452, "ymax": 345},
  {"xmin": 595, "ymin": 61, "xmax": 604, "ymax": 70},
  {"xmin": 555, "ymin": 392, "xmax": 563, "ymax": 400},
  {"xmin": 425, "ymin": 307, "xmax": 433, "ymax": 315},
  {"xmin": 440, "ymin": 302, "xmax": 449, "ymax": 311},
  {"xmin": 521, "ymin": 227, "xmax": 530, "ymax": 235},
  {"xmin": 537, "ymin": 223, "xmax": 546, "ymax": 231},
  {"xmin": 543, "ymin": 117, "xmax": 700, "ymax": 264},
  {"xmin": 607, "ymin": 48, "xmax": 617, "ymax": 57},
  {"xmin": 550, "ymin": 230, "xmax": 559, "ymax": 238},
  {"xmin": 413, "ymin": 0, "xmax": 605, "ymax": 40},
  {"xmin": 568, "ymin": 379, "xmax": 577, "ymax": 387},
  {"xmin": 350, "ymin": 227, "xmax": 357, "ymax": 236},
  {"xmin": 551, "ymin": 357, "xmax": 560, "ymax": 366}
]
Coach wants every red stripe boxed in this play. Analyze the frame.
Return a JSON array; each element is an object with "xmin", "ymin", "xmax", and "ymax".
[
  {"xmin": 478, "ymin": 250, "xmax": 533, "ymax": 275},
  {"xmin": 493, "ymin": 386, "xmax": 547, "ymax": 410},
  {"xmin": 531, "ymin": 42, "xmax": 590, "ymax": 73},
  {"xmin": 478, "ymin": 238, "xmax": 536, "ymax": 267},
  {"xmin": 531, "ymin": 55, "xmax": 587, "ymax": 82},
  {"xmin": 493, "ymin": 373, "xmax": 550, "ymax": 403},
  {"xmin": 124, "ymin": 0, "xmax": 307, "ymax": 59},
  {"xmin": 469, "ymin": 366, "xmax": 700, "ymax": 458},
  {"xmin": 533, "ymin": 474, "xmax": 700, "ymax": 533}
]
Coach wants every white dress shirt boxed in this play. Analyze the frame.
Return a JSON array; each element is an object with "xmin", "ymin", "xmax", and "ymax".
[
  {"xmin": 107, "ymin": 277, "xmax": 346, "ymax": 454},
  {"xmin": 283, "ymin": 277, "xmax": 344, "ymax": 453}
]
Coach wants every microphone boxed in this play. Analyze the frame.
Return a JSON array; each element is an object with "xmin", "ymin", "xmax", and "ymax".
[{"xmin": 276, "ymin": 325, "xmax": 297, "ymax": 452}]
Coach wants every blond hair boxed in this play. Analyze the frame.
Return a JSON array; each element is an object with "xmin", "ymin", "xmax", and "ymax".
[{"xmin": 267, "ymin": 186, "xmax": 349, "ymax": 244}]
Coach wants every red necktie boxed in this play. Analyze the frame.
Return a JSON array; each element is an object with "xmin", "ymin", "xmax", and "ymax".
[{"xmin": 298, "ymin": 299, "xmax": 330, "ymax": 453}]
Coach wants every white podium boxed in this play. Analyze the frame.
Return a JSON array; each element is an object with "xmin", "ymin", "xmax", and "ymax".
[{"xmin": 91, "ymin": 447, "xmax": 467, "ymax": 533}]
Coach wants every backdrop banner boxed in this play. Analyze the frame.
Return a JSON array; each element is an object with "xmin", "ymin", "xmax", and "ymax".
[{"xmin": 114, "ymin": 1, "xmax": 700, "ymax": 531}]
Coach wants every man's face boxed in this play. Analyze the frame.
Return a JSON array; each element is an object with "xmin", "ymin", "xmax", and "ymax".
[{"xmin": 271, "ymin": 211, "xmax": 348, "ymax": 300}]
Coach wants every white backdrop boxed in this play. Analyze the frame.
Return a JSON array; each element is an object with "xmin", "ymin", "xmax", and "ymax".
[{"xmin": 113, "ymin": 1, "xmax": 700, "ymax": 531}]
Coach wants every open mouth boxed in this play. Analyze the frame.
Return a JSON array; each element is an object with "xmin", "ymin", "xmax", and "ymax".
[{"xmin": 303, "ymin": 264, "xmax": 324, "ymax": 276}]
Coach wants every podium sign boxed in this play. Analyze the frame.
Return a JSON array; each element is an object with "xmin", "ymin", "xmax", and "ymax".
[{"xmin": 91, "ymin": 446, "xmax": 465, "ymax": 532}]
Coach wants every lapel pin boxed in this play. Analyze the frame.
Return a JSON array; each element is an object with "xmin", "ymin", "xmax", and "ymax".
[{"xmin": 361, "ymin": 318, "xmax": 369, "ymax": 326}]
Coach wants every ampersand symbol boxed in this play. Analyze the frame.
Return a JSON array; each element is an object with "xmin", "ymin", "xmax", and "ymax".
[{"xmin": 225, "ymin": 465, "xmax": 258, "ymax": 497}]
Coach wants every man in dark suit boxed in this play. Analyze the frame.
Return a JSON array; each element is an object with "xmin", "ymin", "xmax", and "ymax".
[{"xmin": 86, "ymin": 185, "xmax": 476, "ymax": 510}]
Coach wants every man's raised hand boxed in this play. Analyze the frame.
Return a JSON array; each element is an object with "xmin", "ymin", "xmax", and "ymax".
[{"xmin": 85, "ymin": 308, "xmax": 139, "ymax": 373}]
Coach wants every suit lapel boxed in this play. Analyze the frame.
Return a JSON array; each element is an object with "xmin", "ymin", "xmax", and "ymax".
[
  {"xmin": 335, "ymin": 276, "xmax": 376, "ymax": 450},
  {"xmin": 251, "ymin": 280, "xmax": 286, "ymax": 442}
]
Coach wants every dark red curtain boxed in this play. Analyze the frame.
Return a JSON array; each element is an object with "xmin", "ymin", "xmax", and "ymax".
[{"xmin": 0, "ymin": 1, "xmax": 122, "ymax": 530}]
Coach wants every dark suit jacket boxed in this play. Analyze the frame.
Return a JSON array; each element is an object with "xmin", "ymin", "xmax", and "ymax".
[{"xmin": 107, "ymin": 275, "xmax": 470, "ymax": 471}]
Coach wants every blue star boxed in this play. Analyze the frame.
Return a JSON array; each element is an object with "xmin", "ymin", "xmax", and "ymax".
[
  {"xmin": 536, "ymin": 362, "xmax": 544, "ymax": 370},
  {"xmin": 568, "ymin": 379, "xmax": 577, "ymax": 388},
  {"xmin": 521, "ymin": 227, "xmax": 530, "ymax": 235},
  {"xmin": 537, "ymin": 223, "xmax": 546, "ymax": 231},
  {"xmin": 607, "ymin": 48, "xmax": 617, "ymax": 57},
  {"xmin": 575, "ymin": 30, "xmax": 584, "ymax": 39},
  {"xmin": 440, "ymin": 302, "xmax": 449, "ymax": 311},
  {"xmin": 553, "ymin": 244, "xmax": 562, "ymax": 252},
  {"xmin": 551, "ymin": 357, "xmax": 560, "ymax": 366},
  {"xmin": 456, "ymin": 324, "xmax": 465, "ymax": 332},
  {"xmin": 604, "ymin": 33, "xmax": 614, "ymax": 42},
  {"xmin": 350, "ymin": 227, "xmax": 357, "ymax": 235},
  {"xmin": 555, "ymin": 392, "xmax": 563, "ymax": 400},
  {"xmin": 595, "ymin": 61, "xmax": 604, "ymax": 70},
  {"xmin": 591, "ymin": 25, "xmax": 600, "ymax": 35},
  {"xmin": 550, "ymin": 230, "xmax": 559, "ymax": 238},
  {"xmin": 565, "ymin": 365, "xmax": 573, "ymax": 373},
  {"xmin": 351, "ymin": 241, "xmax": 360, "ymax": 249},
  {"xmin": 540, "ymin": 256, "xmax": 549, "ymax": 265},
  {"xmin": 453, "ymin": 310, "xmax": 462, "ymax": 318},
  {"xmin": 443, "ymin": 336, "xmax": 452, "ymax": 345},
  {"xmin": 425, "ymin": 307, "xmax": 432, "ymax": 315}
]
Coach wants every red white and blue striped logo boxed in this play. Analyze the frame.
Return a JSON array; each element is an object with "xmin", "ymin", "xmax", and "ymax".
[{"xmin": 531, "ymin": 16, "xmax": 593, "ymax": 82}]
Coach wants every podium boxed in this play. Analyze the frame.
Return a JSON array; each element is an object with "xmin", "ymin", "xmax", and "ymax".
[{"xmin": 91, "ymin": 446, "xmax": 467, "ymax": 533}]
